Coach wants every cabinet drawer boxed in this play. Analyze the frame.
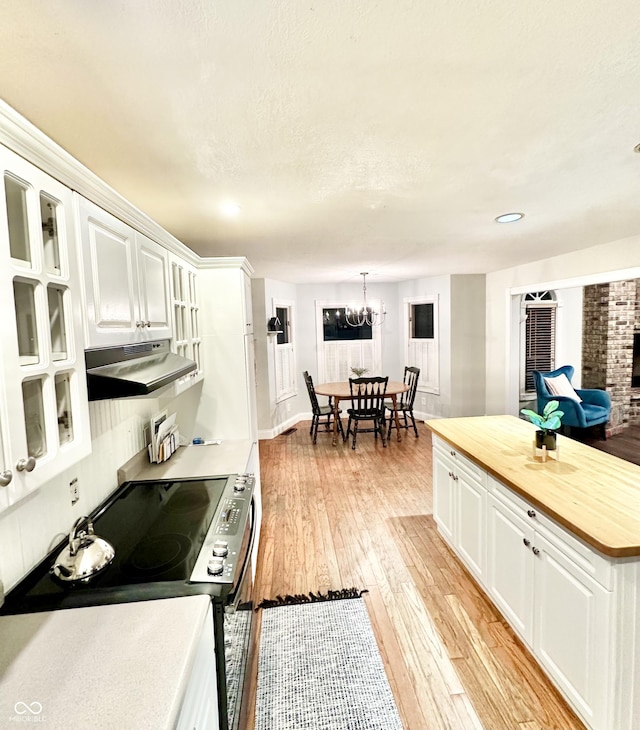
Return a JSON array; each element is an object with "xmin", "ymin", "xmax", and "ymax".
[
  {"xmin": 433, "ymin": 436, "xmax": 486, "ymax": 486},
  {"xmin": 488, "ymin": 476, "xmax": 614, "ymax": 590}
]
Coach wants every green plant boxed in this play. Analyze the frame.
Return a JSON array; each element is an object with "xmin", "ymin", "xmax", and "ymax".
[
  {"xmin": 520, "ymin": 400, "xmax": 564, "ymax": 433},
  {"xmin": 350, "ymin": 366, "xmax": 368, "ymax": 377}
]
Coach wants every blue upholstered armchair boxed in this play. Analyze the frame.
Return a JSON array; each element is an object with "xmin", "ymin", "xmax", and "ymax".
[{"xmin": 533, "ymin": 366, "xmax": 611, "ymax": 439}]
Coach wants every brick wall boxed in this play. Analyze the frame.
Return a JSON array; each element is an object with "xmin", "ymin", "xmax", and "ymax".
[{"xmin": 582, "ymin": 279, "xmax": 640, "ymax": 434}]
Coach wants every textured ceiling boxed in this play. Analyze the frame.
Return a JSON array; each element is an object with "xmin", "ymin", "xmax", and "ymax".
[{"xmin": 1, "ymin": 0, "xmax": 640, "ymax": 284}]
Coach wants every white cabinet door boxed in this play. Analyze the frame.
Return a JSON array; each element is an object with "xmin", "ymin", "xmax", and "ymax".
[
  {"xmin": 175, "ymin": 604, "xmax": 218, "ymax": 730},
  {"xmin": 195, "ymin": 263, "xmax": 258, "ymax": 441},
  {"xmin": 486, "ymin": 494, "xmax": 534, "ymax": 644},
  {"xmin": 79, "ymin": 197, "xmax": 139, "ymax": 345},
  {"xmin": 79, "ymin": 197, "xmax": 172, "ymax": 347},
  {"xmin": 432, "ymin": 448, "xmax": 456, "ymax": 546},
  {"xmin": 533, "ymin": 532, "xmax": 611, "ymax": 730},
  {"xmin": 0, "ymin": 145, "xmax": 91, "ymax": 508},
  {"xmin": 456, "ymin": 469, "xmax": 486, "ymax": 582},
  {"xmin": 135, "ymin": 232, "xmax": 171, "ymax": 339},
  {"xmin": 169, "ymin": 253, "xmax": 201, "ymax": 368}
]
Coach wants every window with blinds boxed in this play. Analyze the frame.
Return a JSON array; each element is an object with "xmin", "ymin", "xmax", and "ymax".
[
  {"xmin": 523, "ymin": 292, "xmax": 557, "ymax": 392},
  {"xmin": 315, "ymin": 301, "xmax": 382, "ymax": 383}
]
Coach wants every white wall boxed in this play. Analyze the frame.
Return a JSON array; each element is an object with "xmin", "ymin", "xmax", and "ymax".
[
  {"xmin": 396, "ymin": 274, "xmax": 486, "ymax": 419},
  {"xmin": 555, "ymin": 287, "xmax": 584, "ymax": 385},
  {"xmin": 486, "ymin": 234, "xmax": 640, "ymax": 416},
  {"xmin": 451, "ymin": 275, "xmax": 486, "ymax": 417}
]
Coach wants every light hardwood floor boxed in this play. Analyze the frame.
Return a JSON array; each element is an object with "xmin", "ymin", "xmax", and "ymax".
[{"xmin": 243, "ymin": 421, "xmax": 585, "ymax": 730}]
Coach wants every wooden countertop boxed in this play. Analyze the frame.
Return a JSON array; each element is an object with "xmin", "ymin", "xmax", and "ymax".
[{"xmin": 426, "ymin": 415, "xmax": 640, "ymax": 558}]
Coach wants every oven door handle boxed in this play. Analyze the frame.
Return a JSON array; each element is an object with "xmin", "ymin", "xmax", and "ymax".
[{"xmin": 227, "ymin": 496, "xmax": 256, "ymax": 612}]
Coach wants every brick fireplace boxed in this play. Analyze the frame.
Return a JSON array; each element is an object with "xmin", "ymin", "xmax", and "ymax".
[{"xmin": 582, "ymin": 279, "xmax": 640, "ymax": 435}]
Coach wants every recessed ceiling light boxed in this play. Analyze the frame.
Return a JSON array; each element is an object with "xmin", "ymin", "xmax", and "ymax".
[
  {"xmin": 495, "ymin": 212, "xmax": 524, "ymax": 224},
  {"xmin": 219, "ymin": 201, "xmax": 241, "ymax": 218}
]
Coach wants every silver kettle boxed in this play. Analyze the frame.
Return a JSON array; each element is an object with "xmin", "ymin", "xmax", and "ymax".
[{"xmin": 51, "ymin": 516, "xmax": 115, "ymax": 582}]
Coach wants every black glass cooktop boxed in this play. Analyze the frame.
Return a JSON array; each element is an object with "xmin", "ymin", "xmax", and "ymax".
[{"xmin": 1, "ymin": 476, "xmax": 232, "ymax": 614}]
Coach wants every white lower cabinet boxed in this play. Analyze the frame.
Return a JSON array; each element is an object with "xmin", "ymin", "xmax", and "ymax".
[
  {"xmin": 432, "ymin": 436, "xmax": 620, "ymax": 730},
  {"xmin": 432, "ymin": 440, "xmax": 486, "ymax": 582},
  {"xmin": 176, "ymin": 603, "xmax": 218, "ymax": 730},
  {"xmin": 533, "ymin": 531, "xmax": 610, "ymax": 728},
  {"xmin": 486, "ymin": 493, "xmax": 534, "ymax": 642},
  {"xmin": 486, "ymin": 486, "xmax": 611, "ymax": 729},
  {"xmin": 432, "ymin": 445, "xmax": 456, "ymax": 545}
]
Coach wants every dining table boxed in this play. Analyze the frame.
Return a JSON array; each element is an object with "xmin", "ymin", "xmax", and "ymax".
[{"xmin": 315, "ymin": 380, "xmax": 410, "ymax": 447}]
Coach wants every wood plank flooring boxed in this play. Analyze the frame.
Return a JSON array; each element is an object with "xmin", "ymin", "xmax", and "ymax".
[
  {"xmin": 580, "ymin": 424, "xmax": 640, "ymax": 466},
  {"xmin": 243, "ymin": 422, "xmax": 585, "ymax": 730}
]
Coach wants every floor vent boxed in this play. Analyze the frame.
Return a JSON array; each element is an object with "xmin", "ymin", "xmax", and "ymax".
[{"xmin": 282, "ymin": 427, "xmax": 297, "ymax": 436}]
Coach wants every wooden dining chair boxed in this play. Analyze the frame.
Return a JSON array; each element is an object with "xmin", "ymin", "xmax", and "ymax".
[
  {"xmin": 344, "ymin": 376, "xmax": 389, "ymax": 450},
  {"xmin": 303, "ymin": 371, "xmax": 344, "ymax": 444},
  {"xmin": 386, "ymin": 366, "xmax": 420, "ymax": 439}
]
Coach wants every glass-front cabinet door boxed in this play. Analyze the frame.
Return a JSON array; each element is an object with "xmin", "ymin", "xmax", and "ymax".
[
  {"xmin": 0, "ymin": 144, "xmax": 91, "ymax": 510},
  {"xmin": 169, "ymin": 254, "xmax": 202, "ymax": 378}
]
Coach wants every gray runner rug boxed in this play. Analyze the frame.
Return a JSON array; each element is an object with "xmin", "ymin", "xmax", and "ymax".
[{"xmin": 255, "ymin": 590, "xmax": 403, "ymax": 730}]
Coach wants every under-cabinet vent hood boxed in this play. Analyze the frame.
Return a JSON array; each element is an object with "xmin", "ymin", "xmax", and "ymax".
[{"xmin": 85, "ymin": 340, "xmax": 197, "ymax": 401}]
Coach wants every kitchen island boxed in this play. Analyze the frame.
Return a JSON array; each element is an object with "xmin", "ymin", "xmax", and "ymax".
[
  {"xmin": 426, "ymin": 415, "xmax": 640, "ymax": 730},
  {"xmin": 0, "ymin": 595, "xmax": 215, "ymax": 729}
]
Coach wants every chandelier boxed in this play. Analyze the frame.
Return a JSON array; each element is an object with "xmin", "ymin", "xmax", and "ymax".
[{"xmin": 345, "ymin": 272, "xmax": 386, "ymax": 327}]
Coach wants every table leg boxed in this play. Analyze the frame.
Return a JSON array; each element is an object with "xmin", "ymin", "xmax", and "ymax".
[
  {"xmin": 391, "ymin": 395, "xmax": 403, "ymax": 442},
  {"xmin": 331, "ymin": 397, "xmax": 341, "ymax": 447}
]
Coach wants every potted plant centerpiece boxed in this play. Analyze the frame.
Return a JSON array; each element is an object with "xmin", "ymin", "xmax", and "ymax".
[
  {"xmin": 520, "ymin": 400, "xmax": 564, "ymax": 451},
  {"xmin": 350, "ymin": 367, "xmax": 368, "ymax": 377}
]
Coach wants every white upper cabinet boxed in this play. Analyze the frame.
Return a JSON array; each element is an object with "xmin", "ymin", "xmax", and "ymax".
[
  {"xmin": 169, "ymin": 253, "xmax": 201, "ymax": 369},
  {"xmin": 78, "ymin": 196, "xmax": 171, "ymax": 347},
  {"xmin": 0, "ymin": 145, "xmax": 91, "ymax": 510}
]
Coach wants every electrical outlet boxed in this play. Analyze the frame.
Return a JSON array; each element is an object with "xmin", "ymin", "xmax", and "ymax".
[{"xmin": 70, "ymin": 477, "xmax": 79, "ymax": 505}]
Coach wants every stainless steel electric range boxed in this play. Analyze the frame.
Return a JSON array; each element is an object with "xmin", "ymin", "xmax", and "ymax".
[{"xmin": 1, "ymin": 472, "xmax": 256, "ymax": 730}]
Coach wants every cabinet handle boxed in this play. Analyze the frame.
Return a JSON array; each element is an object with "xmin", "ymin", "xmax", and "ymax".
[
  {"xmin": 450, "ymin": 450, "xmax": 456, "ymax": 456},
  {"xmin": 532, "ymin": 547, "xmax": 540, "ymax": 556},
  {"xmin": 453, "ymin": 475, "xmax": 459, "ymax": 481},
  {"xmin": 136, "ymin": 320, "xmax": 144, "ymax": 328},
  {"xmin": 527, "ymin": 509, "xmax": 536, "ymax": 518},
  {"xmin": 145, "ymin": 320, "xmax": 151, "ymax": 327},
  {"xmin": 0, "ymin": 470, "xmax": 12, "ymax": 487},
  {"xmin": 523, "ymin": 538, "xmax": 530, "ymax": 547},
  {"xmin": 448, "ymin": 471, "xmax": 453, "ymax": 478},
  {"xmin": 16, "ymin": 457, "xmax": 36, "ymax": 473}
]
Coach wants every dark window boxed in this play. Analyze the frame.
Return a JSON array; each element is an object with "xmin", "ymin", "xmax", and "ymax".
[
  {"xmin": 632, "ymin": 333, "xmax": 640, "ymax": 387},
  {"xmin": 411, "ymin": 303, "xmax": 434, "ymax": 339},
  {"xmin": 525, "ymin": 306, "xmax": 556, "ymax": 391},
  {"xmin": 276, "ymin": 306, "xmax": 289, "ymax": 345},
  {"xmin": 322, "ymin": 308, "xmax": 372, "ymax": 341}
]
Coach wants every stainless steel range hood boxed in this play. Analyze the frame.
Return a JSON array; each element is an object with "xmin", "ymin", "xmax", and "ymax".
[{"xmin": 85, "ymin": 340, "xmax": 197, "ymax": 401}]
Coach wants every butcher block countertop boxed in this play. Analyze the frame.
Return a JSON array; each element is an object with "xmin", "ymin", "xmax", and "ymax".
[
  {"xmin": 426, "ymin": 415, "xmax": 640, "ymax": 558},
  {"xmin": 0, "ymin": 595, "xmax": 212, "ymax": 730}
]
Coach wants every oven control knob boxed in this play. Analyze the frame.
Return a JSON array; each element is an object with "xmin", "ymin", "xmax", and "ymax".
[
  {"xmin": 233, "ymin": 481, "xmax": 246, "ymax": 492},
  {"xmin": 213, "ymin": 540, "xmax": 229, "ymax": 557},
  {"xmin": 207, "ymin": 558, "xmax": 225, "ymax": 576}
]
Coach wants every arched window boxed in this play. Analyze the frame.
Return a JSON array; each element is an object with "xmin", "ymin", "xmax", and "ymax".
[{"xmin": 522, "ymin": 291, "xmax": 557, "ymax": 392}]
